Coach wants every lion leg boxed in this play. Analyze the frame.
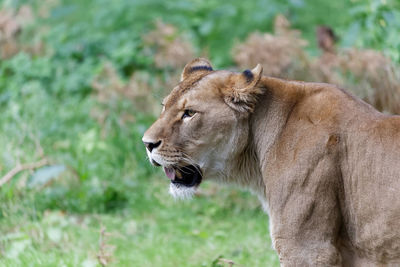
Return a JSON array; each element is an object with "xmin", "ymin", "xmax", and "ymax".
[
  {"xmin": 267, "ymin": 191, "xmax": 342, "ymax": 266},
  {"xmin": 266, "ymin": 160, "xmax": 342, "ymax": 266},
  {"xmin": 273, "ymin": 237, "xmax": 341, "ymax": 267},
  {"xmin": 269, "ymin": 207, "xmax": 342, "ymax": 266}
]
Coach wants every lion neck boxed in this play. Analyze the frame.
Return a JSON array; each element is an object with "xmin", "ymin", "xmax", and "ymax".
[
  {"xmin": 252, "ymin": 77, "xmax": 304, "ymax": 163},
  {"xmin": 230, "ymin": 76, "xmax": 304, "ymax": 205}
]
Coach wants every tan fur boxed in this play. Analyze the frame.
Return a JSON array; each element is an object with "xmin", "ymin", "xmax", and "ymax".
[{"xmin": 143, "ymin": 58, "xmax": 400, "ymax": 266}]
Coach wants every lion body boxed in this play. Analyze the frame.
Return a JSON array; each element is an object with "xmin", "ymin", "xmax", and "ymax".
[
  {"xmin": 248, "ymin": 78, "xmax": 400, "ymax": 266},
  {"xmin": 143, "ymin": 59, "xmax": 400, "ymax": 266}
]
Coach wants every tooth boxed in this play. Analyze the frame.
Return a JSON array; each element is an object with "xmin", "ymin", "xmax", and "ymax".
[{"xmin": 175, "ymin": 169, "xmax": 182, "ymax": 179}]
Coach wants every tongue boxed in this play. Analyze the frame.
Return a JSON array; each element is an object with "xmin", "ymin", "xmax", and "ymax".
[{"xmin": 163, "ymin": 167, "xmax": 175, "ymax": 180}]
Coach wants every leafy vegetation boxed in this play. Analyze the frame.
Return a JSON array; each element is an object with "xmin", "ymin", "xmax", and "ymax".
[{"xmin": 0, "ymin": 0, "xmax": 399, "ymax": 266}]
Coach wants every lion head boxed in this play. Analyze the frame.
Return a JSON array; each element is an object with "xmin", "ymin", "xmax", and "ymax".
[{"xmin": 142, "ymin": 58, "xmax": 264, "ymax": 199}]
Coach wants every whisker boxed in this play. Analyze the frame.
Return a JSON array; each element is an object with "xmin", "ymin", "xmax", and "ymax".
[{"xmin": 180, "ymin": 152, "xmax": 202, "ymax": 175}]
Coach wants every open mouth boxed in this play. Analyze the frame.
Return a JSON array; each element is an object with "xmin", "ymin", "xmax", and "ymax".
[{"xmin": 163, "ymin": 165, "xmax": 202, "ymax": 187}]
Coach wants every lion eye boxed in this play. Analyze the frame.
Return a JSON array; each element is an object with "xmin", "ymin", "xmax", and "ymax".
[{"xmin": 182, "ymin": 109, "xmax": 196, "ymax": 119}]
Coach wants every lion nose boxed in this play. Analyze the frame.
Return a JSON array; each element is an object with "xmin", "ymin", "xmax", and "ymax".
[{"xmin": 143, "ymin": 140, "xmax": 161, "ymax": 152}]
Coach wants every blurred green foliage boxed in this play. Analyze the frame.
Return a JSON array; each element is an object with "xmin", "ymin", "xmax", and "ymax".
[
  {"xmin": 342, "ymin": 0, "xmax": 400, "ymax": 61},
  {"xmin": 0, "ymin": 0, "xmax": 355, "ymax": 213}
]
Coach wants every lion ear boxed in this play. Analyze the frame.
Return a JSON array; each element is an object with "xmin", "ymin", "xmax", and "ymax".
[
  {"xmin": 225, "ymin": 64, "xmax": 264, "ymax": 113},
  {"xmin": 181, "ymin": 58, "xmax": 213, "ymax": 81}
]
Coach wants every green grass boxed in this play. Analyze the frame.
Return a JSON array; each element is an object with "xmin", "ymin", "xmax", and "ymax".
[{"xmin": 1, "ymin": 178, "xmax": 279, "ymax": 267}]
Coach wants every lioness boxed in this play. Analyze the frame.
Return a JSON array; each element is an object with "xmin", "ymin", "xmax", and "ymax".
[{"xmin": 142, "ymin": 58, "xmax": 400, "ymax": 266}]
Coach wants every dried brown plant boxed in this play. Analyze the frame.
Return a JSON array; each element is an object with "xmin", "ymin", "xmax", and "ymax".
[
  {"xmin": 311, "ymin": 30, "xmax": 400, "ymax": 114},
  {"xmin": 90, "ymin": 62, "xmax": 178, "ymax": 136},
  {"xmin": 0, "ymin": 5, "xmax": 45, "ymax": 59},
  {"xmin": 91, "ymin": 62, "xmax": 159, "ymax": 122},
  {"xmin": 233, "ymin": 15, "xmax": 400, "ymax": 114},
  {"xmin": 317, "ymin": 26, "xmax": 338, "ymax": 54},
  {"xmin": 338, "ymin": 49, "xmax": 400, "ymax": 114},
  {"xmin": 310, "ymin": 28, "xmax": 342, "ymax": 86},
  {"xmin": 97, "ymin": 225, "xmax": 115, "ymax": 266},
  {"xmin": 217, "ymin": 257, "xmax": 245, "ymax": 267},
  {"xmin": 233, "ymin": 15, "xmax": 309, "ymax": 79},
  {"xmin": 0, "ymin": 5, "xmax": 38, "ymax": 59},
  {"xmin": 143, "ymin": 20, "xmax": 196, "ymax": 69}
]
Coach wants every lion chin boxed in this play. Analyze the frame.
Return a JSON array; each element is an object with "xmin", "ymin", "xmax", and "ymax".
[
  {"xmin": 169, "ymin": 183, "xmax": 197, "ymax": 200},
  {"xmin": 142, "ymin": 58, "xmax": 400, "ymax": 266}
]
